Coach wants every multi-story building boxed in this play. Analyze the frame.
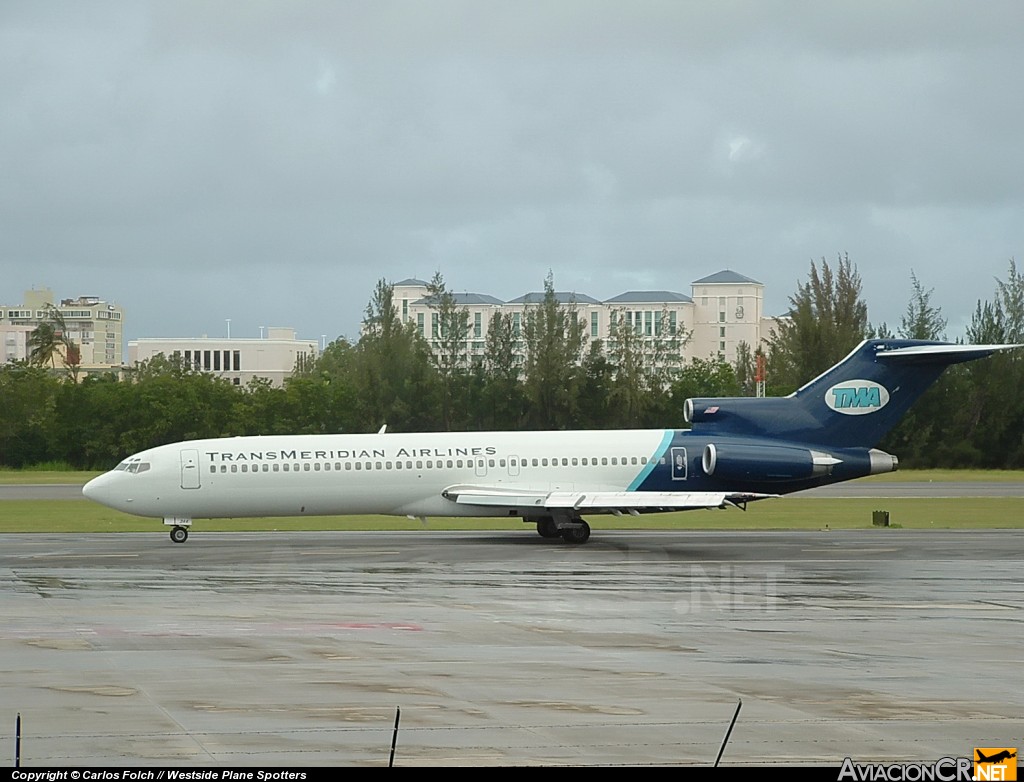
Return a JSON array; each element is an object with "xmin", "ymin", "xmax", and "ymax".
[
  {"xmin": 392, "ymin": 270, "xmax": 770, "ymax": 367},
  {"xmin": 1, "ymin": 288, "xmax": 124, "ymax": 371},
  {"xmin": 128, "ymin": 328, "xmax": 318, "ymax": 388}
]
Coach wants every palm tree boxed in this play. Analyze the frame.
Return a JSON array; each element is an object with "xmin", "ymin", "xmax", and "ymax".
[{"xmin": 28, "ymin": 304, "xmax": 80, "ymax": 378}]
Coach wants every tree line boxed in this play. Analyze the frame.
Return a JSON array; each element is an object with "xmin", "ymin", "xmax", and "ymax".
[{"xmin": 2, "ymin": 258, "xmax": 1022, "ymax": 470}]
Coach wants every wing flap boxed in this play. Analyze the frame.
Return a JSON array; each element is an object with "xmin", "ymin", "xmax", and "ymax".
[{"xmin": 443, "ymin": 485, "xmax": 775, "ymax": 513}]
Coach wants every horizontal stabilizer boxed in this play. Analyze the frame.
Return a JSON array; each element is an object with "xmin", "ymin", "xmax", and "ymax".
[{"xmin": 876, "ymin": 343, "xmax": 1023, "ymax": 363}]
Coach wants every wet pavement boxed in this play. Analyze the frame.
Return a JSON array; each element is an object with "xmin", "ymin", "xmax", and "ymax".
[{"xmin": 0, "ymin": 530, "xmax": 1021, "ymax": 766}]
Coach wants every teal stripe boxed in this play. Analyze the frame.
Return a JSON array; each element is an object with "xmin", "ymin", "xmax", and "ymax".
[{"xmin": 627, "ymin": 430, "xmax": 674, "ymax": 491}]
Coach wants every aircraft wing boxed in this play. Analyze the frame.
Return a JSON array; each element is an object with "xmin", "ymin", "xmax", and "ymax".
[{"xmin": 441, "ymin": 485, "xmax": 776, "ymax": 514}]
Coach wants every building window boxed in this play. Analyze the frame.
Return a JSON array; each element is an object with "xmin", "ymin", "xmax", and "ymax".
[
  {"xmin": 719, "ymin": 311, "xmax": 726, "ymax": 323},
  {"xmin": 512, "ymin": 312, "xmax": 521, "ymax": 337},
  {"xmin": 644, "ymin": 311, "xmax": 653, "ymax": 336},
  {"xmin": 474, "ymin": 311, "xmax": 481, "ymax": 338},
  {"xmin": 417, "ymin": 312, "xmax": 424, "ymax": 335},
  {"xmin": 720, "ymin": 326, "xmax": 726, "ymax": 338},
  {"xmin": 233, "ymin": 350, "xmax": 240, "ymax": 371},
  {"xmin": 591, "ymin": 311, "xmax": 599, "ymax": 338},
  {"xmin": 213, "ymin": 351, "xmax": 221, "ymax": 371}
]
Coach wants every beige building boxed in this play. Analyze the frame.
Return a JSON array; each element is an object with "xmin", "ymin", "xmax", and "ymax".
[
  {"xmin": 1, "ymin": 288, "xmax": 124, "ymax": 371},
  {"xmin": 392, "ymin": 270, "xmax": 770, "ymax": 367},
  {"xmin": 128, "ymin": 328, "xmax": 318, "ymax": 387}
]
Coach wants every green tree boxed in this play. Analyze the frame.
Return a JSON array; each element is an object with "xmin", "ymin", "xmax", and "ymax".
[
  {"xmin": 353, "ymin": 279, "xmax": 438, "ymax": 431},
  {"xmin": 767, "ymin": 254, "xmax": 869, "ymax": 394},
  {"xmin": 0, "ymin": 363, "xmax": 58, "ymax": 467},
  {"xmin": 605, "ymin": 307, "xmax": 685, "ymax": 427},
  {"xmin": 670, "ymin": 356, "xmax": 741, "ymax": 407},
  {"xmin": 521, "ymin": 273, "xmax": 587, "ymax": 429},
  {"xmin": 947, "ymin": 259, "xmax": 1024, "ymax": 466},
  {"xmin": 880, "ymin": 271, "xmax": 951, "ymax": 465},
  {"xmin": 425, "ymin": 271, "xmax": 471, "ymax": 430},
  {"xmin": 899, "ymin": 270, "xmax": 947, "ymax": 340},
  {"xmin": 478, "ymin": 310, "xmax": 526, "ymax": 429}
]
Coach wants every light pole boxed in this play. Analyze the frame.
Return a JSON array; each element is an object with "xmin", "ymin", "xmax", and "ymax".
[{"xmin": 226, "ymin": 318, "xmax": 231, "ymax": 339}]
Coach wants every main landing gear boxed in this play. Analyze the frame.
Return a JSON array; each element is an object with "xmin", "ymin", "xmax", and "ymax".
[
  {"xmin": 170, "ymin": 526, "xmax": 189, "ymax": 543},
  {"xmin": 529, "ymin": 515, "xmax": 592, "ymax": 544}
]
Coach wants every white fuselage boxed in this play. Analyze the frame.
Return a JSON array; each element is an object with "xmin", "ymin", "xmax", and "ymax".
[{"xmin": 83, "ymin": 430, "xmax": 677, "ymax": 520}]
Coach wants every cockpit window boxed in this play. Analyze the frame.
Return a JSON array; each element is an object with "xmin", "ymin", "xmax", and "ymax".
[
  {"xmin": 114, "ymin": 462, "xmax": 130, "ymax": 471},
  {"xmin": 122, "ymin": 459, "xmax": 151, "ymax": 475},
  {"xmin": 135, "ymin": 462, "xmax": 151, "ymax": 474}
]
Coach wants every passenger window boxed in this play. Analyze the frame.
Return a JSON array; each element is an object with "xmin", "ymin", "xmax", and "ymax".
[
  {"xmin": 417, "ymin": 461, "xmax": 423, "ymax": 469},
  {"xmin": 220, "ymin": 465, "xmax": 227, "ymax": 473},
  {"xmin": 489, "ymin": 459, "xmax": 495, "ymax": 467},
  {"xmin": 231, "ymin": 465, "xmax": 238, "ymax": 473},
  {"xmin": 303, "ymin": 463, "xmax": 311, "ymax": 471},
  {"xmin": 314, "ymin": 463, "xmax": 321, "ymax": 471},
  {"xmin": 500, "ymin": 459, "xmax": 507, "ymax": 467},
  {"xmin": 210, "ymin": 466, "xmax": 216, "ymax": 474},
  {"xmin": 395, "ymin": 461, "xmax": 403, "ymax": 470},
  {"xmin": 283, "ymin": 464, "xmax": 290, "ymax": 472},
  {"xmin": 571, "ymin": 457, "xmax": 578, "ymax": 466},
  {"xmin": 273, "ymin": 464, "xmax": 279, "ymax": 472},
  {"xmin": 602, "ymin": 457, "xmax": 608, "ymax": 465},
  {"xmin": 355, "ymin": 463, "xmax": 362, "ymax": 471},
  {"xmin": 562, "ymin": 458, "xmax": 568, "ymax": 466},
  {"xmin": 385, "ymin": 461, "xmax": 392, "ymax": 470}
]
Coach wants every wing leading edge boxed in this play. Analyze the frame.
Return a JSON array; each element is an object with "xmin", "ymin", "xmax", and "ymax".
[{"xmin": 441, "ymin": 485, "xmax": 776, "ymax": 514}]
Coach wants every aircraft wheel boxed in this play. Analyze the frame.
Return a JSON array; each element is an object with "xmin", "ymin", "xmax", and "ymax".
[
  {"xmin": 537, "ymin": 518, "xmax": 560, "ymax": 538},
  {"xmin": 561, "ymin": 522, "xmax": 591, "ymax": 544},
  {"xmin": 170, "ymin": 526, "xmax": 189, "ymax": 544}
]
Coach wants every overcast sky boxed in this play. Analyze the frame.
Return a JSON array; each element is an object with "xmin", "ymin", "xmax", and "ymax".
[{"xmin": 3, "ymin": 1, "xmax": 1022, "ymax": 348}]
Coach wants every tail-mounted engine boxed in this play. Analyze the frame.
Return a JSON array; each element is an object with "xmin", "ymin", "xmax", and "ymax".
[{"xmin": 701, "ymin": 442, "xmax": 841, "ymax": 482}]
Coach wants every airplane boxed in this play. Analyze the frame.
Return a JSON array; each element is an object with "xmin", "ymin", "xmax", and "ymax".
[
  {"xmin": 83, "ymin": 338, "xmax": 1021, "ymax": 545},
  {"xmin": 975, "ymin": 750, "xmax": 1017, "ymax": 764}
]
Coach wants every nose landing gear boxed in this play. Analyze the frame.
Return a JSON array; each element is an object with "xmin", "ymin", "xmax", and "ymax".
[{"xmin": 164, "ymin": 517, "xmax": 192, "ymax": 543}]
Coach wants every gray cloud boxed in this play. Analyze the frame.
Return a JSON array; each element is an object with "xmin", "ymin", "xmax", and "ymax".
[{"xmin": 2, "ymin": 1, "xmax": 1022, "ymax": 345}]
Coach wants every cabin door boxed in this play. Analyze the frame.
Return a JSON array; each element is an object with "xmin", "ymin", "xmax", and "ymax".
[{"xmin": 180, "ymin": 449, "xmax": 201, "ymax": 489}]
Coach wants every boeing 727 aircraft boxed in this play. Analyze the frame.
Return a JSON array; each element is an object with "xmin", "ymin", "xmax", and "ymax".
[{"xmin": 83, "ymin": 339, "xmax": 1020, "ymax": 544}]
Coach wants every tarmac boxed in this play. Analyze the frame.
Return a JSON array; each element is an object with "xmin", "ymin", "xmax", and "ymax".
[{"xmin": 1, "ymin": 528, "xmax": 1022, "ymax": 767}]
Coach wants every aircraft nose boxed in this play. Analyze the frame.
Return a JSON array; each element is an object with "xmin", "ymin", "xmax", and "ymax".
[{"xmin": 83, "ymin": 472, "xmax": 117, "ymax": 507}]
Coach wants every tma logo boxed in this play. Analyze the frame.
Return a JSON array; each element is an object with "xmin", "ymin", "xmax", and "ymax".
[{"xmin": 826, "ymin": 380, "xmax": 890, "ymax": 415}]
